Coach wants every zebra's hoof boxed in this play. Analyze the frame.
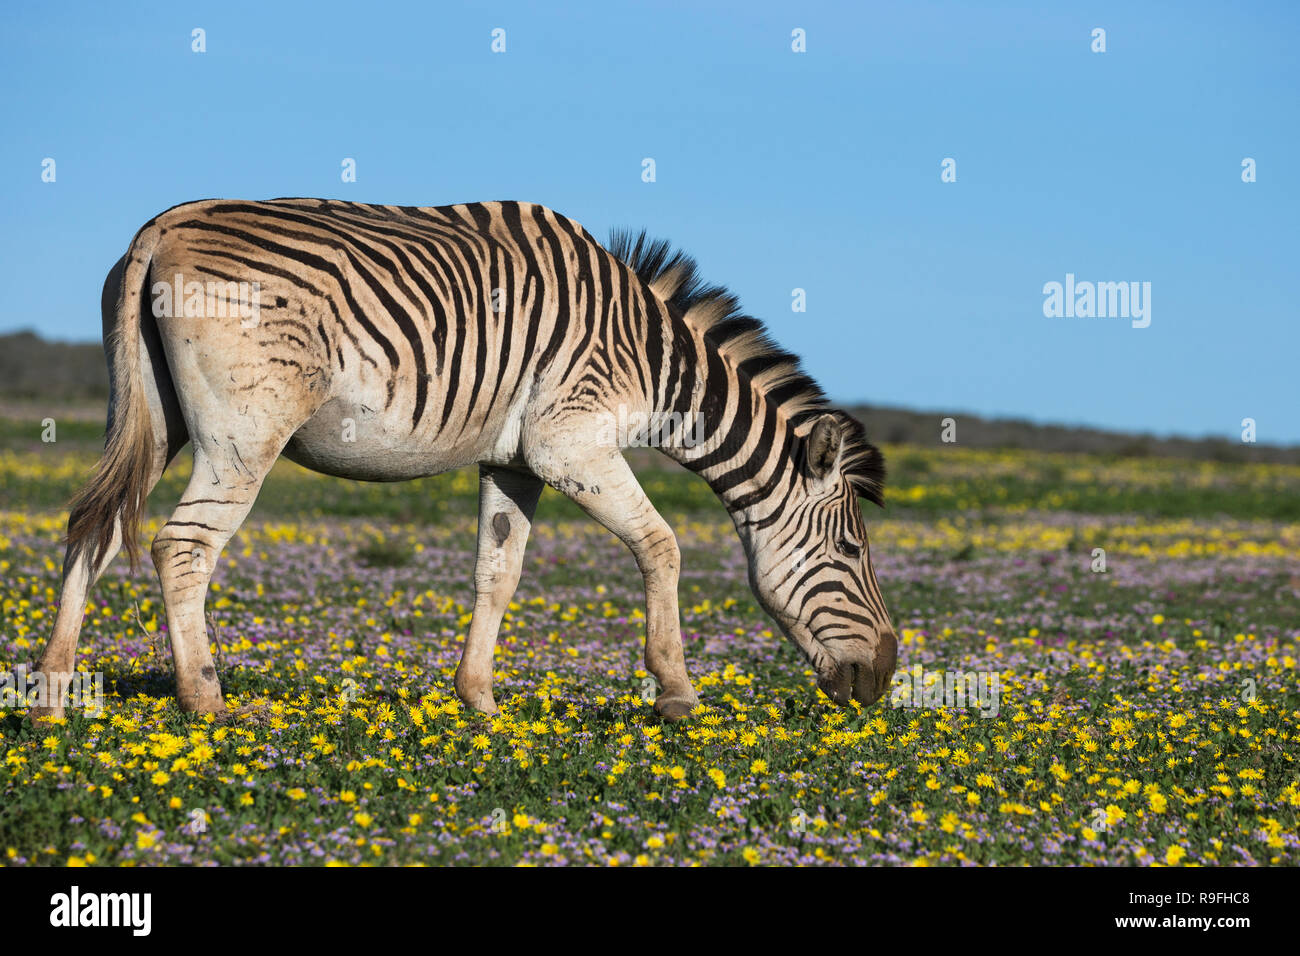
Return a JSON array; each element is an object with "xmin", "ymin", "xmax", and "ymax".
[
  {"xmin": 654, "ymin": 695, "xmax": 697, "ymax": 722},
  {"xmin": 455, "ymin": 684, "xmax": 498, "ymax": 716}
]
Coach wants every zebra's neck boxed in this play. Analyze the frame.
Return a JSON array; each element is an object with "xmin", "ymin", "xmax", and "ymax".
[{"xmin": 645, "ymin": 322, "xmax": 797, "ymax": 535}]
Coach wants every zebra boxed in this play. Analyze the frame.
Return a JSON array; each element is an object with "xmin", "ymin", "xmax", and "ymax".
[{"xmin": 32, "ymin": 198, "xmax": 897, "ymax": 721}]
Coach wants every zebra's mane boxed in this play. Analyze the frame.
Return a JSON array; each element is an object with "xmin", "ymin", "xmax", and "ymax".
[{"xmin": 607, "ymin": 229, "xmax": 886, "ymax": 506}]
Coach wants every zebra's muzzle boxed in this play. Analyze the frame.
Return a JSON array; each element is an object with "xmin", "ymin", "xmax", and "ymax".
[
  {"xmin": 817, "ymin": 664, "xmax": 855, "ymax": 706},
  {"xmin": 854, "ymin": 628, "xmax": 899, "ymax": 705},
  {"xmin": 816, "ymin": 629, "xmax": 898, "ymax": 707}
]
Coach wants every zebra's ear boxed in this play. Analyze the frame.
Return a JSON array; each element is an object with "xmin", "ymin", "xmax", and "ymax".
[{"xmin": 806, "ymin": 413, "xmax": 843, "ymax": 480}]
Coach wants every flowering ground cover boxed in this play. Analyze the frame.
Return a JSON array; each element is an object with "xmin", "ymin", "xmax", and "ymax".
[{"xmin": 1, "ymin": 436, "xmax": 1297, "ymax": 865}]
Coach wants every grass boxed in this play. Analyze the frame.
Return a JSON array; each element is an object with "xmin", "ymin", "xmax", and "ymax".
[{"xmin": 0, "ymin": 422, "xmax": 1297, "ymax": 865}]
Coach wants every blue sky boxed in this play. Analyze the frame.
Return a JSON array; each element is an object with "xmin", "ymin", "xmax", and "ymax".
[{"xmin": 2, "ymin": 1, "xmax": 1296, "ymax": 441}]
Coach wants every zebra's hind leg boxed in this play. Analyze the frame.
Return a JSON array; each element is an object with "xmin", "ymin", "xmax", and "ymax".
[
  {"xmin": 34, "ymin": 518, "xmax": 134, "ymax": 720},
  {"xmin": 151, "ymin": 435, "xmax": 285, "ymax": 713},
  {"xmin": 528, "ymin": 444, "xmax": 699, "ymax": 721},
  {"xmin": 455, "ymin": 466, "xmax": 544, "ymax": 715},
  {"xmin": 35, "ymin": 459, "xmax": 175, "ymax": 719},
  {"xmin": 32, "ymin": 292, "xmax": 184, "ymax": 719}
]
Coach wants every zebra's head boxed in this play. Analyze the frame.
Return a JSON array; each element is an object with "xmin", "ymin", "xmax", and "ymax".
[{"xmin": 746, "ymin": 412, "xmax": 896, "ymax": 707}]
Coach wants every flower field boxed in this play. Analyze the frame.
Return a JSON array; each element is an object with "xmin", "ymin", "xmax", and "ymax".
[{"xmin": 1, "ymin": 433, "xmax": 1297, "ymax": 865}]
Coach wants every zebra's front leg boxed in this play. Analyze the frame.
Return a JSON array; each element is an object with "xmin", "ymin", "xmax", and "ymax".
[
  {"xmin": 455, "ymin": 466, "xmax": 544, "ymax": 715},
  {"xmin": 529, "ymin": 445, "xmax": 699, "ymax": 721}
]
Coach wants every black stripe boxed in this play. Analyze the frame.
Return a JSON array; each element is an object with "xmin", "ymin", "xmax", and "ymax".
[
  {"xmin": 203, "ymin": 204, "xmax": 431, "ymax": 427},
  {"xmin": 182, "ymin": 222, "xmax": 396, "ymax": 379}
]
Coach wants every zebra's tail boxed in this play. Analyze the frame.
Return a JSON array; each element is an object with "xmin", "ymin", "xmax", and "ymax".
[{"xmin": 65, "ymin": 226, "xmax": 160, "ymax": 574}]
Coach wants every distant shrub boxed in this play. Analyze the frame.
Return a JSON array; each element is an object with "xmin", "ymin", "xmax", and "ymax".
[{"xmin": 356, "ymin": 539, "xmax": 415, "ymax": 568}]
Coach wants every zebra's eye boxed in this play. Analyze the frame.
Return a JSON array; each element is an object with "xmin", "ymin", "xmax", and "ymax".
[{"xmin": 838, "ymin": 537, "xmax": 862, "ymax": 559}]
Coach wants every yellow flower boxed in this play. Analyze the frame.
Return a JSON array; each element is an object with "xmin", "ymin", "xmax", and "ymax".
[{"xmin": 1165, "ymin": 845, "xmax": 1186, "ymax": 865}]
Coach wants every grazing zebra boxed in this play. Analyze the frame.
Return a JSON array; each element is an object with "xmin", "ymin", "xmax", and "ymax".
[{"xmin": 32, "ymin": 198, "xmax": 896, "ymax": 721}]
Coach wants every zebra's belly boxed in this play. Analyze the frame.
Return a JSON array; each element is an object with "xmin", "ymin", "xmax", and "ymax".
[{"xmin": 280, "ymin": 397, "xmax": 483, "ymax": 482}]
